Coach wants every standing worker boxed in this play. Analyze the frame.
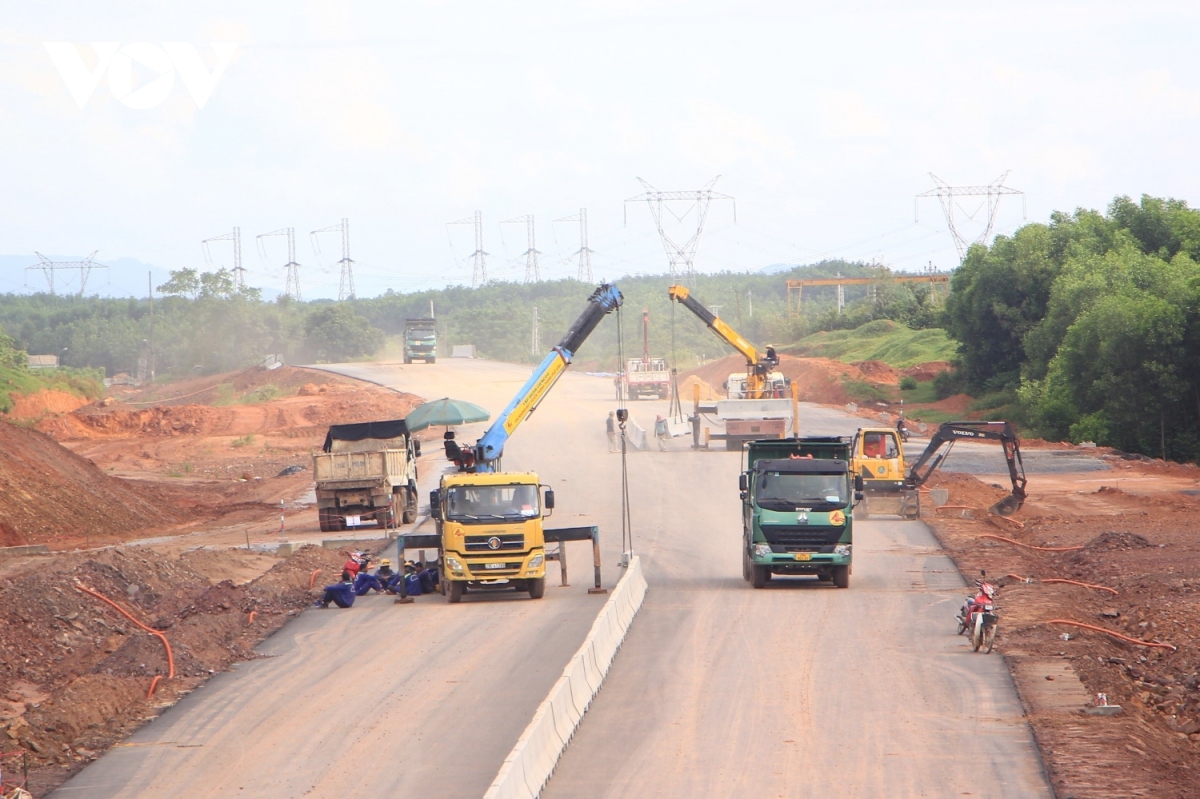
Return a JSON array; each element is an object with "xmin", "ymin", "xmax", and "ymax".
[
  {"xmin": 606, "ymin": 411, "xmax": 618, "ymax": 452},
  {"xmin": 654, "ymin": 415, "xmax": 669, "ymax": 451}
]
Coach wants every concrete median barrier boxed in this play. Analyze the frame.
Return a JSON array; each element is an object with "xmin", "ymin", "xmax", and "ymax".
[{"xmin": 484, "ymin": 555, "xmax": 648, "ymax": 799}]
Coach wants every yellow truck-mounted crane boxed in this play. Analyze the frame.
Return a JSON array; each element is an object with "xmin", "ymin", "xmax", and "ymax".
[
  {"xmin": 407, "ymin": 284, "xmax": 623, "ymax": 602},
  {"xmin": 668, "ymin": 284, "xmax": 796, "ymax": 449}
]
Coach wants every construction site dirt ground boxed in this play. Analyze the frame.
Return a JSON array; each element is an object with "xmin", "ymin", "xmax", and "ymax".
[{"xmin": 2, "ymin": 359, "xmax": 1200, "ymax": 796}]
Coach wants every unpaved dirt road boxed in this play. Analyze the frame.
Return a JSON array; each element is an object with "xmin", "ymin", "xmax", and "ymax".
[{"xmin": 55, "ymin": 359, "xmax": 1054, "ymax": 798}]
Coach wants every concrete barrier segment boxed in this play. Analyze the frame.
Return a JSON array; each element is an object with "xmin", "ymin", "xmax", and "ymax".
[{"xmin": 483, "ymin": 556, "xmax": 648, "ymax": 799}]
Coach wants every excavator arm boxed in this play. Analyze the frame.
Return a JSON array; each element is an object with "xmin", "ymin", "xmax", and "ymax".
[
  {"xmin": 904, "ymin": 421, "xmax": 1027, "ymax": 515},
  {"xmin": 471, "ymin": 283, "xmax": 623, "ymax": 472}
]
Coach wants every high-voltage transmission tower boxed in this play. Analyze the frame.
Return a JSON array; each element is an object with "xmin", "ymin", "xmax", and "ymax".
[
  {"xmin": 257, "ymin": 227, "xmax": 302, "ymax": 301},
  {"xmin": 26, "ymin": 251, "xmax": 107, "ymax": 295},
  {"xmin": 201, "ymin": 227, "xmax": 244, "ymax": 288},
  {"xmin": 553, "ymin": 208, "xmax": 594, "ymax": 282},
  {"xmin": 448, "ymin": 211, "xmax": 488, "ymax": 287},
  {"xmin": 311, "ymin": 218, "xmax": 355, "ymax": 300},
  {"xmin": 625, "ymin": 176, "xmax": 735, "ymax": 284},
  {"xmin": 916, "ymin": 172, "xmax": 1026, "ymax": 262},
  {"xmin": 501, "ymin": 214, "xmax": 541, "ymax": 283}
]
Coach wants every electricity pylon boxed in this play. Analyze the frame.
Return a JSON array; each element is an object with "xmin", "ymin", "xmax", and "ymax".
[
  {"xmin": 311, "ymin": 218, "xmax": 355, "ymax": 300},
  {"xmin": 916, "ymin": 172, "xmax": 1026, "ymax": 261},
  {"xmin": 201, "ymin": 227, "xmax": 244, "ymax": 288},
  {"xmin": 624, "ymin": 176, "xmax": 735, "ymax": 284}
]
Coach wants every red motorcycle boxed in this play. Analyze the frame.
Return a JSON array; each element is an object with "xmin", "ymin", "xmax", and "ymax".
[{"xmin": 955, "ymin": 570, "xmax": 999, "ymax": 653}]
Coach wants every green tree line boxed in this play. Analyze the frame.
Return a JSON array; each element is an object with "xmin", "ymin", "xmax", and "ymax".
[
  {"xmin": 0, "ymin": 261, "xmax": 939, "ymax": 379},
  {"xmin": 945, "ymin": 194, "xmax": 1200, "ymax": 460}
]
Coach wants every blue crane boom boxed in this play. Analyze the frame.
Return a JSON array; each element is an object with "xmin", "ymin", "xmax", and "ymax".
[{"xmin": 471, "ymin": 283, "xmax": 623, "ymax": 472}]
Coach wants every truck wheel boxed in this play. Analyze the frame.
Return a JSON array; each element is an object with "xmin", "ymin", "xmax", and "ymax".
[
  {"xmin": 401, "ymin": 488, "xmax": 417, "ymax": 524},
  {"xmin": 528, "ymin": 578, "xmax": 545, "ymax": 599},
  {"xmin": 427, "ymin": 357, "xmax": 436, "ymax": 364},
  {"xmin": 832, "ymin": 565, "xmax": 850, "ymax": 589},
  {"xmin": 448, "ymin": 581, "xmax": 464, "ymax": 603},
  {"xmin": 318, "ymin": 508, "xmax": 331, "ymax": 533},
  {"xmin": 818, "ymin": 571, "xmax": 832, "ymax": 582},
  {"xmin": 742, "ymin": 545, "xmax": 752, "ymax": 582},
  {"xmin": 751, "ymin": 564, "xmax": 769, "ymax": 589},
  {"xmin": 404, "ymin": 357, "xmax": 412, "ymax": 364}
]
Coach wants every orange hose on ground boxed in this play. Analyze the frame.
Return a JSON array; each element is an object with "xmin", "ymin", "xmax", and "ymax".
[
  {"xmin": 986, "ymin": 513, "xmax": 1025, "ymax": 529},
  {"xmin": 247, "ymin": 611, "xmax": 257, "ymax": 624},
  {"xmin": 309, "ymin": 569, "xmax": 322, "ymax": 589},
  {"xmin": 1005, "ymin": 574, "xmax": 1119, "ymax": 595},
  {"xmin": 75, "ymin": 583, "xmax": 176, "ymax": 678},
  {"xmin": 147, "ymin": 675, "xmax": 162, "ymax": 699},
  {"xmin": 1043, "ymin": 619, "xmax": 1176, "ymax": 652},
  {"xmin": 1042, "ymin": 578, "xmax": 1119, "ymax": 595},
  {"xmin": 979, "ymin": 533, "xmax": 1082, "ymax": 552}
]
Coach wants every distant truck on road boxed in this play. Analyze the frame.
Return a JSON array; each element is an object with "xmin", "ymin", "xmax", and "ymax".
[
  {"xmin": 740, "ymin": 436, "xmax": 862, "ymax": 589},
  {"xmin": 404, "ymin": 318, "xmax": 437, "ymax": 364},
  {"xmin": 313, "ymin": 420, "xmax": 420, "ymax": 532},
  {"xmin": 619, "ymin": 357, "xmax": 670, "ymax": 400}
]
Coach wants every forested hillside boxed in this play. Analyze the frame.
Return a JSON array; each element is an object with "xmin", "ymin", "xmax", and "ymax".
[
  {"xmin": 0, "ymin": 260, "xmax": 941, "ymax": 377},
  {"xmin": 945, "ymin": 194, "xmax": 1200, "ymax": 460}
]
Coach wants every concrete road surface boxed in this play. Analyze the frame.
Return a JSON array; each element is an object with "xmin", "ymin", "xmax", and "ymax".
[{"xmin": 56, "ymin": 358, "xmax": 1053, "ymax": 798}]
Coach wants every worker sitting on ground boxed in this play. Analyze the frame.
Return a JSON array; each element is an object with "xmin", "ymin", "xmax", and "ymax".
[
  {"xmin": 376, "ymin": 558, "xmax": 396, "ymax": 584},
  {"xmin": 354, "ymin": 568, "xmax": 386, "ymax": 596},
  {"xmin": 415, "ymin": 559, "xmax": 440, "ymax": 594},
  {"xmin": 316, "ymin": 571, "xmax": 357, "ymax": 608}
]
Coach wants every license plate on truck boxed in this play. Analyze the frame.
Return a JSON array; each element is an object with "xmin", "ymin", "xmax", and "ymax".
[
  {"xmin": 793, "ymin": 552, "xmax": 811, "ymax": 561},
  {"xmin": 345, "ymin": 516, "xmax": 361, "ymax": 527},
  {"xmin": 485, "ymin": 562, "xmax": 504, "ymax": 570}
]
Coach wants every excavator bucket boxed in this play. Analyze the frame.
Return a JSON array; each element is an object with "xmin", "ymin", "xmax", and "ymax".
[{"xmin": 989, "ymin": 494, "xmax": 1023, "ymax": 516}]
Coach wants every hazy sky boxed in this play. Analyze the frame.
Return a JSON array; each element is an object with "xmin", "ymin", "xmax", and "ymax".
[{"xmin": 1, "ymin": 1, "xmax": 1197, "ymax": 298}]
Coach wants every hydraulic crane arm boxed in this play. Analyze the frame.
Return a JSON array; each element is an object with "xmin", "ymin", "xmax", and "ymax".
[
  {"xmin": 472, "ymin": 283, "xmax": 623, "ymax": 471},
  {"xmin": 667, "ymin": 285, "xmax": 761, "ymax": 366},
  {"xmin": 905, "ymin": 421, "xmax": 1027, "ymax": 515}
]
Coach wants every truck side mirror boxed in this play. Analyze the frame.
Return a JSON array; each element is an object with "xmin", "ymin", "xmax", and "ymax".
[
  {"xmin": 544, "ymin": 489, "xmax": 555, "ymax": 510},
  {"xmin": 855, "ymin": 491, "xmax": 865, "ymax": 502},
  {"xmin": 854, "ymin": 474, "xmax": 864, "ymax": 491},
  {"xmin": 413, "ymin": 440, "xmax": 421, "ymax": 457},
  {"xmin": 738, "ymin": 473, "xmax": 748, "ymax": 492},
  {"xmin": 429, "ymin": 490, "xmax": 441, "ymax": 520}
]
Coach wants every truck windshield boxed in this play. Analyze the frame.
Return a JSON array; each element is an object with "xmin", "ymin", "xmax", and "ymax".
[
  {"xmin": 756, "ymin": 472, "xmax": 847, "ymax": 510},
  {"xmin": 445, "ymin": 485, "xmax": 539, "ymax": 522}
]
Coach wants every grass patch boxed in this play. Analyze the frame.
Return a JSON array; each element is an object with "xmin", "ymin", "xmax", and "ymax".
[
  {"xmin": 0, "ymin": 364, "xmax": 105, "ymax": 414},
  {"xmin": 904, "ymin": 408, "xmax": 960, "ymax": 425},
  {"xmin": 785, "ymin": 320, "xmax": 956, "ymax": 368},
  {"xmin": 900, "ymin": 380, "xmax": 938, "ymax": 405},
  {"xmin": 842, "ymin": 378, "xmax": 894, "ymax": 404},
  {"xmin": 231, "ymin": 434, "xmax": 255, "ymax": 448},
  {"xmin": 242, "ymin": 384, "xmax": 282, "ymax": 403}
]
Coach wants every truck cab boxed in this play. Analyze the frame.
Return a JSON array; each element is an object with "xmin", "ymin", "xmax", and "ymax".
[
  {"xmin": 430, "ymin": 472, "xmax": 553, "ymax": 603},
  {"xmin": 850, "ymin": 427, "xmax": 912, "ymax": 518},
  {"xmin": 404, "ymin": 318, "xmax": 437, "ymax": 364},
  {"xmin": 741, "ymin": 437, "xmax": 860, "ymax": 589}
]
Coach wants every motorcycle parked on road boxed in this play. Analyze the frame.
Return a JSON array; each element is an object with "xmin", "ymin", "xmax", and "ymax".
[{"xmin": 956, "ymin": 570, "xmax": 999, "ymax": 653}]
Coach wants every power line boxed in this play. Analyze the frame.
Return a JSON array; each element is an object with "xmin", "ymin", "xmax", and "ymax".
[
  {"xmin": 311, "ymin": 218, "xmax": 355, "ymax": 300},
  {"xmin": 448, "ymin": 211, "xmax": 488, "ymax": 287},
  {"xmin": 257, "ymin": 227, "xmax": 302, "ymax": 301},
  {"xmin": 624, "ymin": 176, "xmax": 735, "ymax": 284},
  {"xmin": 916, "ymin": 172, "xmax": 1026, "ymax": 261},
  {"xmin": 500, "ymin": 214, "xmax": 541, "ymax": 283},
  {"xmin": 26, "ymin": 251, "xmax": 107, "ymax": 295},
  {"xmin": 553, "ymin": 208, "xmax": 595, "ymax": 282},
  {"xmin": 201, "ymin": 227, "xmax": 245, "ymax": 288}
]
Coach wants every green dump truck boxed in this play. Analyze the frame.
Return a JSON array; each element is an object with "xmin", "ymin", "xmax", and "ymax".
[
  {"xmin": 740, "ymin": 436, "xmax": 862, "ymax": 589},
  {"xmin": 404, "ymin": 318, "xmax": 437, "ymax": 364}
]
